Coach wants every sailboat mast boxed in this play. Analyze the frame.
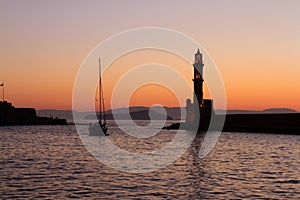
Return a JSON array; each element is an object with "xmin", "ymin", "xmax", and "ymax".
[
  {"xmin": 102, "ymin": 79, "xmax": 106, "ymax": 123},
  {"xmin": 99, "ymin": 59, "xmax": 102, "ymax": 123}
]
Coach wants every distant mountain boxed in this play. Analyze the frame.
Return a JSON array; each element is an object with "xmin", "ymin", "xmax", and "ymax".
[
  {"xmin": 84, "ymin": 108, "xmax": 173, "ymax": 120},
  {"xmin": 37, "ymin": 107, "xmax": 298, "ymax": 122},
  {"xmin": 92, "ymin": 106, "xmax": 185, "ymax": 120},
  {"xmin": 106, "ymin": 106, "xmax": 149, "ymax": 114},
  {"xmin": 261, "ymin": 108, "xmax": 297, "ymax": 114}
]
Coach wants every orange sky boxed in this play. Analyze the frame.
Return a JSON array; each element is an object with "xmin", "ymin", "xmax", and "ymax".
[
  {"xmin": 99, "ymin": 49, "xmax": 194, "ymax": 111},
  {"xmin": 129, "ymin": 84, "xmax": 180, "ymax": 108},
  {"xmin": 1, "ymin": 1, "xmax": 300, "ymax": 111}
]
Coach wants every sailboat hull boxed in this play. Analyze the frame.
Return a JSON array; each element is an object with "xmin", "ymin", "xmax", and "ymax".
[{"xmin": 89, "ymin": 123, "xmax": 108, "ymax": 136}]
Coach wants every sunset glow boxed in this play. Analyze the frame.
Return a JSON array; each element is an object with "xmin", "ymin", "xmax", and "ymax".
[
  {"xmin": 1, "ymin": 1, "xmax": 300, "ymax": 111},
  {"xmin": 129, "ymin": 84, "xmax": 180, "ymax": 108}
]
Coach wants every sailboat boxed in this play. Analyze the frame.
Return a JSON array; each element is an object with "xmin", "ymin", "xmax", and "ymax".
[{"xmin": 89, "ymin": 59, "xmax": 109, "ymax": 136}]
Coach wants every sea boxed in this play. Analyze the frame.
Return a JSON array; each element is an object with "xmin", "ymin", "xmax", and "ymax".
[{"xmin": 1, "ymin": 121, "xmax": 299, "ymax": 199}]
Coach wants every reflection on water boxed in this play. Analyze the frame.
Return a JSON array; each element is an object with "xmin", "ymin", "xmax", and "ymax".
[
  {"xmin": 0, "ymin": 122, "xmax": 299, "ymax": 199},
  {"xmin": 78, "ymin": 120, "xmax": 199, "ymax": 173}
]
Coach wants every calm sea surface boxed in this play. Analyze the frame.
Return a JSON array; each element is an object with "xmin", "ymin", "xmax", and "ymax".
[{"xmin": 1, "ymin": 121, "xmax": 299, "ymax": 199}]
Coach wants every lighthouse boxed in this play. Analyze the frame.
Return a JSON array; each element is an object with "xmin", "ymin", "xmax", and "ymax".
[
  {"xmin": 186, "ymin": 49, "xmax": 213, "ymax": 130},
  {"xmin": 193, "ymin": 49, "xmax": 204, "ymax": 106}
]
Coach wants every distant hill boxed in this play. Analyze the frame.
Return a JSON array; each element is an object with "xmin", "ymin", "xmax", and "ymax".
[
  {"xmin": 37, "ymin": 106, "xmax": 178, "ymax": 121},
  {"xmin": 103, "ymin": 106, "xmax": 185, "ymax": 119},
  {"xmin": 84, "ymin": 107, "xmax": 173, "ymax": 120},
  {"xmin": 261, "ymin": 108, "xmax": 297, "ymax": 114},
  {"xmin": 37, "ymin": 107, "xmax": 298, "ymax": 122},
  {"xmin": 107, "ymin": 106, "xmax": 148, "ymax": 114}
]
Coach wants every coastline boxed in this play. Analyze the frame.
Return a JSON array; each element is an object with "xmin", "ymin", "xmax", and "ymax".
[
  {"xmin": 0, "ymin": 101, "xmax": 67, "ymax": 126},
  {"xmin": 163, "ymin": 113, "xmax": 300, "ymax": 135}
]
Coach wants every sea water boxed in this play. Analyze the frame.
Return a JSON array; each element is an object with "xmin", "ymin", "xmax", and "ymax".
[{"xmin": 0, "ymin": 122, "xmax": 299, "ymax": 199}]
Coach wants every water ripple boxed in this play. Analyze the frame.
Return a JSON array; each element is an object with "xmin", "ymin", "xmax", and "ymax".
[{"xmin": 0, "ymin": 124, "xmax": 299, "ymax": 199}]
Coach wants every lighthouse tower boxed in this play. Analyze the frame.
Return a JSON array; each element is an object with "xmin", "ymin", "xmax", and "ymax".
[
  {"xmin": 185, "ymin": 49, "xmax": 213, "ymax": 130},
  {"xmin": 193, "ymin": 49, "xmax": 204, "ymax": 106}
]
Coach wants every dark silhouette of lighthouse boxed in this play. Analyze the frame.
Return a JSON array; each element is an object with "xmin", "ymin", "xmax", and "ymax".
[
  {"xmin": 193, "ymin": 49, "xmax": 204, "ymax": 106},
  {"xmin": 186, "ymin": 49, "xmax": 213, "ymax": 130}
]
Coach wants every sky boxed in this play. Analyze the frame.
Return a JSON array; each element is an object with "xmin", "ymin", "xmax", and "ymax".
[{"xmin": 1, "ymin": 0, "xmax": 300, "ymax": 111}]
